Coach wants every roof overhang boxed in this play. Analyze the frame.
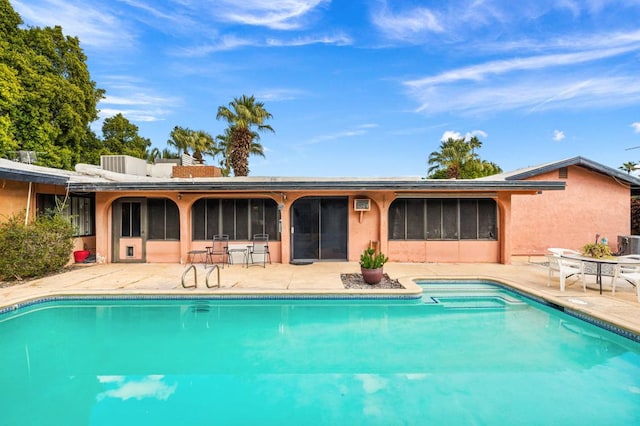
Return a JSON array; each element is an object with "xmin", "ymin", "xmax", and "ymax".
[
  {"xmin": 0, "ymin": 168, "xmax": 70, "ymax": 186},
  {"xmin": 67, "ymin": 179, "xmax": 565, "ymax": 193}
]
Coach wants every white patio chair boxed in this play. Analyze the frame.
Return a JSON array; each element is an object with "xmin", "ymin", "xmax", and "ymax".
[
  {"xmin": 546, "ymin": 254, "xmax": 586, "ymax": 292},
  {"xmin": 547, "ymin": 247, "xmax": 580, "ymax": 256},
  {"xmin": 611, "ymin": 255, "xmax": 640, "ymax": 303}
]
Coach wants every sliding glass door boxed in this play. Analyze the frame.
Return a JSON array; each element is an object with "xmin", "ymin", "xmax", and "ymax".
[{"xmin": 291, "ymin": 197, "xmax": 348, "ymax": 261}]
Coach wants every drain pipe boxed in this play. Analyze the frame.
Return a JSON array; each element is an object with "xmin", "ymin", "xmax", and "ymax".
[{"xmin": 25, "ymin": 182, "xmax": 32, "ymax": 225}]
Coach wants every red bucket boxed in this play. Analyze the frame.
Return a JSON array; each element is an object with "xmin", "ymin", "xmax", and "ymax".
[{"xmin": 73, "ymin": 250, "xmax": 90, "ymax": 263}]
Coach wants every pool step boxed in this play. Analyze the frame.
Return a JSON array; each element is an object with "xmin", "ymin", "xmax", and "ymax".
[{"xmin": 418, "ymin": 282, "xmax": 527, "ymax": 309}]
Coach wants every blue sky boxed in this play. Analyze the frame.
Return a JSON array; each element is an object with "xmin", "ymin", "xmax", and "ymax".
[{"xmin": 11, "ymin": 0, "xmax": 640, "ymax": 177}]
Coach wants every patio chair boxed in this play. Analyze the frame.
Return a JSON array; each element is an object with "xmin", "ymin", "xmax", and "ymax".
[
  {"xmin": 248, "ymin": 234, "xmax": 271, "ymax": 267},
  {"xmin": 546, "ymin": 254, "xmax": 586, "ymax": 292},
  {"xmin": 206, "ymin": 234, "xmax": 229, "ymax": 268},
  {"xmin": 547, "ymin": 247, "xmax": 580, "ymax": 256},
  {"xmin": 611, "ymin": 255, "xmax": 640, "ymax": 303}
]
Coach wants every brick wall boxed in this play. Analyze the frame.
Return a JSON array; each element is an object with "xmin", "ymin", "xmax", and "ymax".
[{"xmin": 172, "ymin": 165, "xmax": 222, "ymax": 178}]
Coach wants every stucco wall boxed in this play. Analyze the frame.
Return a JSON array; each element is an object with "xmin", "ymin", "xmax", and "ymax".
[
  {"xmin": 389, "ymin": 240, "xmax": 500, "ymax": 263},
  {"xmin": 0, "ymin": 180, "xmax": 30, "ymax": 219},
  {"xmin": 511, "ymin": 166, "xmax": 631, "ymax": 255}
]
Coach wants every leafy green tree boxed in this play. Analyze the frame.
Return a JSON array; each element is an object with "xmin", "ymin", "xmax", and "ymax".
[
  {"xmin": 427, "ymin": 136, "xmax": 502, "ymax": 179},
  {"xmin": 620, "ymin": 161, "xmax": 638, "ymax": 174},
  {"xmin": 216, "ymin": 95, "xmax": 273, "ymax": 176},
  {"xmin": 0, "ymin": 0, "xmax": 104, "ymax": 169},
  {"xmin": 100, "ymin": 113, "xmax": 151, "ymax": 159}
]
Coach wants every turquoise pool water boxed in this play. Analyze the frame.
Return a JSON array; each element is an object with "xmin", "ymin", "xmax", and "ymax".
[{"xmin": 1, "ymin": 283, "xmax": 639, "ymax": 425}]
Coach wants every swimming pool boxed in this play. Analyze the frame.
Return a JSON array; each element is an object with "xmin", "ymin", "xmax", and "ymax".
[{"xmin": 1, "ymin": 282, "xmax": 639, "ymax": 425}]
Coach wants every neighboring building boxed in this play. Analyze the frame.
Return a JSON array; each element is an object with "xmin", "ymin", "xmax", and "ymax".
[
  {"xmin": 504, "ymin": 157, "xmax": 640, "ymax": 255},
  {"xmin": 1, "ymin": 155, "xmax": 638, "ymax": 265}
]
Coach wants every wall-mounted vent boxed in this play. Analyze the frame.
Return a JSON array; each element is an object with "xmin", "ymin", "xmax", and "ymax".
[{"xmin": 558, "ymin": 167, "xmax": 568, "ymax": 179}]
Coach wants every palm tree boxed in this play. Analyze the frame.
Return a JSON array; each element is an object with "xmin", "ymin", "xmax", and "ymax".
[
  {"xmin": 190, "ymin": 130, "xmax": 218, "ymax": 163},
  {"xmin": 215, "ymin": 128, "xmax": 266, "ymax": 177},
  {"xmin": 620, "ymin": 161, "xmax": 638, "ymax": 174},
  {"xmin": 167, "ymin": 126, "xmax": 217, "ymax": 164},
  {"xmin": 427, "ymin": 137, "xmax": 502, "ymax": 179},
  {"xmin": 428, "ymin": 138, "xmax": 476, "ymax": 178},
  {"xmin": 167, "ymin": 126, "xmax": 191, "ymax": 156},
  {"xmin": 215, "ymin": 128, "xmax": 233, "ymax": 176},
  {"xmin": 216, "ymin": 95, "xmax": 274, "ymax": 176}
]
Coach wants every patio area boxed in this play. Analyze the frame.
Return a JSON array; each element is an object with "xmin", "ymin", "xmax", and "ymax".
[{"xmin": 1, "ymin": 257, "xmax": 639, "ymax": 336}]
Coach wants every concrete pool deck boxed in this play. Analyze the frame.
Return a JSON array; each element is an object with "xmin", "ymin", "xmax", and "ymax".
[{"xmin": 1, "ymin": 257, "xmax": 639, "ymax": 337}]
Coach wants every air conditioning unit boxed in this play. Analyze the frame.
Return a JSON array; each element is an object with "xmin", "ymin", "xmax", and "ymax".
[
  {"xmin": 354, "ymin": 199, "xmax": 370, "ymax": 211},
  {"xmin": 17, "ymin": 150, "xmax": 37, "ymax": 164},
  {"xmin": 617, "ymin": 235, "xmax": 640, "ymax": 255},
  {"xmin": 100, "ymin": 155, "xmax": 148, "ymax": 176}
]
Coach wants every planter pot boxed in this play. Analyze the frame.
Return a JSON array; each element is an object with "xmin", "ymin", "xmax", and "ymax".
[
  {"xmin": 73, "ymin": 250, "xmax": 90, "ymax": 263},
  {"xmin": 361, "ymin": 267, "xmax": 383, "ymax": 285}
]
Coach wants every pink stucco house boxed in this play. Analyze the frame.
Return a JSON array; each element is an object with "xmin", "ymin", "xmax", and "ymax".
[{"xmin": 1, "ymin": 155, "xmax": 638, "ymax": 265}]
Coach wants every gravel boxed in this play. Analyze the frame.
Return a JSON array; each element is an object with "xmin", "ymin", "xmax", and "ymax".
[{"xmin": 341, "ymin": 273, "xmax": 405, "ymax": 289}]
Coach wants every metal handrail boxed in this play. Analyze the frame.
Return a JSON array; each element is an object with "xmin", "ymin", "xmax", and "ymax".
[
  {"xmin": 206, "ymin": 264, "xmax": 220, "ymax": 288},
  {"xmin": 181, "ymin": 264, "xmax": 197, "ymax": 288}
]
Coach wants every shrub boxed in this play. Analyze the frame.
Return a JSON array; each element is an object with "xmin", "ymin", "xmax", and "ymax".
[
  {"xmin": 632, "ymin": 198, "xmax": 640, "ymax": 235},
  {"xmin": 359, "ymin": 248, "xmax": 388, "ymax": 269},
  {"xmin": 0, "ymin": 211, "xmax": 74, "ymax": 281}
]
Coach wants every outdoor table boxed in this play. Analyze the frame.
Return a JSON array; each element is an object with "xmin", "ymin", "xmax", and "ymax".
[
  {"xmin": 561, "ymin": 253, "xmax": 640, "ymax": 294},
  {"xmin": 227, "ymin": 247, "xmax": 248, "ymax": 267},
  {"xmin": 187, "ymin": 249, "xmax": 208, "ymax": 264}
]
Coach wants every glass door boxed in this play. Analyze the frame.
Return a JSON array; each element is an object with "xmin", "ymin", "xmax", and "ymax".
[{"xmin": 291, "ymin": 197, "xmax": 347, "ymax": 261}]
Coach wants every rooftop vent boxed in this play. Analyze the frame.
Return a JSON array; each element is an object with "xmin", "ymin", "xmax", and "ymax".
[{"xmin": 100, "ymin": 155, "xmax": 148, "ymax": 176}]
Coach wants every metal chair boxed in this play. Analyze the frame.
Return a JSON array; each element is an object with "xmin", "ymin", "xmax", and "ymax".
[
  {"xmin": 248, "ymin": 234, "xmax": 271, "ymax": 267},
  {"xmin": 206, "ymin": 234, "xmax": 229, "ymax": 268}
]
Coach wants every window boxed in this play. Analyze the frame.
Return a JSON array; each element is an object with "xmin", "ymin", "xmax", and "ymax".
[
  {"xmin": 148, "ymin": 198, "xmax": 180, "ymax": 240},
  {"xmin": 192, "ymin": 198, "xmax": 279, "ymax": 241},
  {"xmin": 36, "ymin": 193, "xmax": 95, "ymax": 237},
  {"xmin": 121, "ymin": 202, "xmax": 140, "ymax": 237},
  {"xmin": 388, "ymin": 198, "xmax": 497, "ymax": 241}
]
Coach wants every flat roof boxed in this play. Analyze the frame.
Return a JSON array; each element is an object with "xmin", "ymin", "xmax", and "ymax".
[{"xmin": 0, "ymin": 158, "xmax": 567, "ymax": 193}]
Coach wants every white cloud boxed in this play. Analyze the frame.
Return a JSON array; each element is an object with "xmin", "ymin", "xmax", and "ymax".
[
  {"xmin": 255, "ymin": 88, "xmax": 305, "ymax": 102},
  {"xmin": 97, "ymin": 375, "xmax": 176, "ymax": 401},
  {"xmin": 632, "ymin": 122, "xmax": 640, "ymax": 133},
  {"xmin": 409, "ymin": 73, "xmax": 640, "ymax": 115},
  {"xmin": 13, "ymin": 0, "xmax": 135, "ymax": 49},
  {"xmin": 97, "ymin": 77, "xmax": 181, "ymax": 122},
  {"xmin": 175, "ymin": 35, "xmax": 257, "ymax": 57},
  {"xmin": 212, "ymin": 0, "xmax": 329, "ymax": 30},
  {"xmin": 440, "ymin": 130, "xmax": 487, "ymax": 142},
  {"xmin": 371, "ymin": 5, "xmax": 443, "ymax": 41},
  {"xmin": 553, "ymin": 130, "xmax": 566, "ymax": 141},
  {"xmin": 175, "ymin": 32, "xmax": 352, "ymax": 57},
  {"xmin": 266, "ymin": 33, "xmax": 353, "ymax": 47},
  {"xmin": 405, "ymin": 46, "xmax": 638, "ymax": 88},
  {"xmin": 304, "ymin": 124, "xmax": 379, "ymax": 145}
]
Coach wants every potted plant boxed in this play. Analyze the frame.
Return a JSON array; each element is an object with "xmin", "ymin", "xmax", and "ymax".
[
  {"xmin": 360, "ymin": 248, "xmax": 389, "ymax": 285},
  {"xmin": 581, "ymin": 242, "xmax": 612, "ymax": 258}
]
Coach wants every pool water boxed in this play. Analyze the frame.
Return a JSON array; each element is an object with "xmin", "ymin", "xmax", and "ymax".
[{"xmin": 1, "ymin": 283, "xmax": 639, "ymax": 425}]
